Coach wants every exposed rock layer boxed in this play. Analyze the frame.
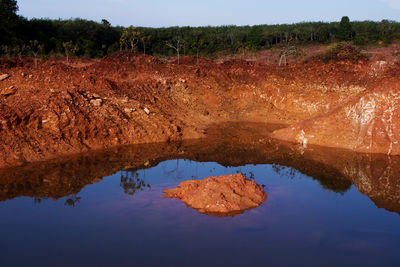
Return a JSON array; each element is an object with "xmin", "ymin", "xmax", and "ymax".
[{"xmin": 272, "ymin": 86, "xmax": 400, "ymax": 155}]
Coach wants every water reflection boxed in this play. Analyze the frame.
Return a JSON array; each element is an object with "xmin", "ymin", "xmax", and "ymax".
[
  {"xmin": 120, "ymin": 169, "xmax": 151, "ymax": 196},
  {"xmin": 271, "ymin": 164, "xmax": 352, "ymax": 195},
  {"xmin": 0, "ymin": 122, "xmax": 399, "ymax": 214},
  {"xmin": 64, "ymin": 195, "xmax": 81, "ymax": 207},
  {"xmin": 33, "ymin": 197, "xmax": 48, "ymax": 205},
  {"xmin": 162, "ymin": 159, "xmax": 186, "ymax": 180}
]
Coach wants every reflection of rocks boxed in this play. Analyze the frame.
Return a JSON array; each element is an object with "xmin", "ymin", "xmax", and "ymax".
[
  {"xmin": 0, "ymin": 142, "xmax": 184, "ymax": 201},
  {"xmin": 163, "ymin": 174, "xmax": 267, "ymax": 217},
  {"xmin": 297, "ymin": 147, "xmax": 400, "ymax": 214},
  {"xmin": 271, "ymin": 163, "xmax": 352, "ymax": 194},
  {"xmin": 0, "ymin": 122, "xmax": 400, "ymax": 215}
]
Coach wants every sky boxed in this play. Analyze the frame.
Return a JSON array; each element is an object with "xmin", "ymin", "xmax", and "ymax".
[{"xmin": 17, "ymin": 0, "xmax": 400, "ymax": 27}]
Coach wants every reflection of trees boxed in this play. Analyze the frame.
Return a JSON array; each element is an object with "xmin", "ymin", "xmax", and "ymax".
[
  {"xmin": 236, "ymin": 170, "xmax": 255, "ymax": 180},
  {"xmin": 272, "ymin": 164, "xmax": 297, "ymax": 179},
  {"xmin": 120, "ymin": 169, "xmax": 151, "ymax": 196},
  {"xmin": 272, "ymin": 164, "xmax": 352, "ymax": 194},
  {"xmin": 33, "ymin": 197, "xmax": 48, "ymax": 204},
  {"xmin": 162, "ymin": 159, "xmax": 185, "ymax": 180},
  {"xmin": 64, "ymin": 195, "xmax": 81, "ymax": 207}
]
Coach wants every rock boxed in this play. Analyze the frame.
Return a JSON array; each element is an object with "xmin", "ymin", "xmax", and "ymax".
[
  {"xmin": 28, "ymin": 74, "xmax": 33, "ymax": 78},
  {"xmin": 144, "ymin": 107, "xmax": 150, "ymax": 115},
  {"xmin": 0, "ymin": 74, "xmax": 9, "ymax": 81},
  {"xmin": 90, "ymin": 99, "xmax": 103, "ymax": 107},
  {"xmin": 163, "ymin": 174, "xmax": 267, "ymax": 217},
  {"xmin": 124, "ymin": 108, "xmax": 136, "ymax": 114},
  {"xmin": 0, "ymin": 86, "xmax": 17, "ymax": 97},
  {"xmin": 92, "ymin": 93, "xmax": 100, "ymax": 99}
]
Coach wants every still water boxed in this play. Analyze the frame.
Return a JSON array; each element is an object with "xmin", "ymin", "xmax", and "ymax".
[{"xmin": 1, "ymin": 134, "xmax": 400, "ymax": 266}]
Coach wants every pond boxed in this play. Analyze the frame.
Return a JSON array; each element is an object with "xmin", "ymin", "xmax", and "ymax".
[{"xmin": 0, "ymin": 124, "xmax": 400, "ymax": 266}]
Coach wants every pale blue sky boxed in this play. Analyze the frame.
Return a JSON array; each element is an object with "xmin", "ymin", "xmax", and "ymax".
[{"xmin": 18, "ymin": 0, "xmax": 400, "ymax": 27}]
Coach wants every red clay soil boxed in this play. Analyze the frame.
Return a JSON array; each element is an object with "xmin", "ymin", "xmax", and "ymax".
[
  {"xmin": 163, "ymin": 173, "xmax": 267, "ymax": 216},
  {"xmin": 271, "ymin": 65, "xmax": 400, "ymax": 155},
  {"xmin": 1, "ymin": 47, "xmax": 400, "ymax": 168}
]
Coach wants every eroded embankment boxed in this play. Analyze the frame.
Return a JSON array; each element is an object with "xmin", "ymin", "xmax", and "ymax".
[
  {"xmin": 272, "ymin": 85, "xmax": 400, "ymax": 155},
  {"xmin": 0, "ymin": 52, "xmax": 399, "ymax": 167}
]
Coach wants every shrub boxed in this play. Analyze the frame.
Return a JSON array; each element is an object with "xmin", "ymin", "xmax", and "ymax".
[{"xmin": 320, "ymin": 42, "xmax": 367, "ymax": 62}]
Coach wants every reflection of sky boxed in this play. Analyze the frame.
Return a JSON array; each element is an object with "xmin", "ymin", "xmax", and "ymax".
[{"xmin": 0, "ymin": 160, "xmax": 400, "ymax": 266}]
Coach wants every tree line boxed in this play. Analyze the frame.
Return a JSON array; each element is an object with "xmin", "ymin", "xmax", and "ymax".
[{"xmin": 1, "ymin": 0, "xmax": 400, "ymax": 60}]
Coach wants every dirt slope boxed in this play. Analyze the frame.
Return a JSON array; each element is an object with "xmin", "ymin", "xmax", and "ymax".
[
  {"xmin": 272, "ymin": 64, "xmax": 400, "ymax": 154},
  {"xmin": 0, "ymin": 51, "xmax": 399, "ymax": 168}
]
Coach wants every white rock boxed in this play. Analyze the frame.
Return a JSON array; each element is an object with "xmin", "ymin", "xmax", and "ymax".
[
  {"xmin": 124, "ymin": 108, "xmax": 136, "ymax": 113},
  {"xmin": 0, "ymin": 74, "xmax": 9, "ymax": 81},
  {"xmin": 90, "ymin": 99, "xmax": 103, "ymax": 107}
]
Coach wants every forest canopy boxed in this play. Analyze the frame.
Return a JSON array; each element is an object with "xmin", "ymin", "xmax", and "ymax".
[{"xmin": 1, "ymin": 0, "xmax": 400, "ymax": 59}]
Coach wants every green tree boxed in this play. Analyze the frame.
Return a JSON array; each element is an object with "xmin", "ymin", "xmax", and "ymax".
[
  {"xmin": 62, "ymin": 41, "xmax": 79, "ymax": 64},
  {"xmin": 279, "ymin": 45, "xmax": 305, "ymax": 66},
  {"xmin": 28, "ymin": 40, "xmax": 44, "ymax": 68},
  {"xmin": 101, "ymin": 19, "xmax": 111, "ymax": 27},
  {"xmin": 2, "ymin": 12, "xmax": 400, "ymax": 60},
  {"xmin": 191, "ymin": 30, "xmax": 205, "ymax": 64},
  {"xmin": 165, "ymin": 36, "xmax": 185, "ymax": 64},
  {"xmin": 140, "ymin": 35, "xmax": 151, "ymax": 55},
  {"xmin": 247, "ymin": 26, "xmax": 263, "ymax": 48},
  {"xmin": 338, "ymin": 16, "xmax": 352, "ymax": 41},
  {"xmin": 120, "ymin": 25, "xmax": 142, "ymax": 52},
  {"xmin": 0, "ymin": 0, "xmax": 19, "ymax": 44}
]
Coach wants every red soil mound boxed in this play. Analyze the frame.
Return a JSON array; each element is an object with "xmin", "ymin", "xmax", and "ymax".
[{"xmin": 163, "ymin": 173, "xmax": 267, "ymax": 216}]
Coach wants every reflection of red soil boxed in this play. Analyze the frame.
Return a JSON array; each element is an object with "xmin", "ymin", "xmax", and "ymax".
[
  {"xmin": 1, "ymin": 46, "xmax": 400, "ymax": 168},
  {"xmin": 163, "ymin": 174, "xmax": 267, "ymax": 217},
  {"xmin": 1, "ymin": 127, "xmax": 399, "ymax": 214}
]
